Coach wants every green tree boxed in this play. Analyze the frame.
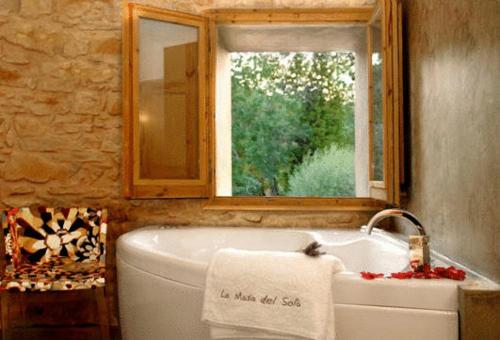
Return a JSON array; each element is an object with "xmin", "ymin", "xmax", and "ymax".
[
  {"xmin": 232, "ymin": 85, "xmax": 307, "ymax": 195},
  {"xmin": 231, "ymin": 52, "xmax": 356, "ymax": 196},
  {"xmin": 371, "ymin": 55, "xmax": 384, "ymax": 181},
  {"xmin": 287, "ymin": 145, "xmax": 355, "ymax": 197}
]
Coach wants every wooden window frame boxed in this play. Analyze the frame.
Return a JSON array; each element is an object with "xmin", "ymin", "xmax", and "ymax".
[
  {"xmin": 121, "ymin": 2, "xmax": 403, "ymax": 209},
  {"xmin": 203, "ymin": 6, "xmax": 402, "ymax": 211},
  {"xmin": 366, "ymin": 0, "xmax": 403, "ymax": 205},
  {"xmin": 122, "ymin": 3, "xmax": 210, "ymax": 198},
  {"xmin": 367, "ymin": 2, "xmax": 387, "ymax": 197}
]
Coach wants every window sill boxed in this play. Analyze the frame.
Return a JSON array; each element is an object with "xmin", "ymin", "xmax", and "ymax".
[
  {"xmin": 369, "ymin": 180, "xmax": 386, "ymax": 189},
  {"xmin": 203, "ymin": 197, "xmax": 388, "ymax": 211}
]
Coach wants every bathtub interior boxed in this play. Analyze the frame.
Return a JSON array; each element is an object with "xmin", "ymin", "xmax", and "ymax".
[
  {"xmin": 129, "ymin": 228, "xmax": 314, "ymax": 258},
  {"xmin": 123, "ymin": 227, "xmax": 410, "ymax": 274},
  {"xmin": 324, "ymin": 238, "xmax": 409, "ymax": 273}
]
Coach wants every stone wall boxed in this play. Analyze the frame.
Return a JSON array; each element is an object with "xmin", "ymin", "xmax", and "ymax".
[
  {"xmin": 0, "ymin": 0, "xmax": 377, "ymax": 329},
  {"xmin": 0, "ymin": 0, "xmax": 378, "ymax": 225}
]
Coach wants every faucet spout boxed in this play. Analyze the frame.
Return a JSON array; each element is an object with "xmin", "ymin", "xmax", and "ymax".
[
  {"xmin": 365, "ymin": 208, "xmax": 430, "ymax": 271},
  {"xmin": 366, "ymin": 208, "xmax": 426, "ymax": 235}
]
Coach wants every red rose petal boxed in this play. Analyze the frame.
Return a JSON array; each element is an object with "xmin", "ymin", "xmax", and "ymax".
[
  {"xmin": 362, "ymin": 265, "xmax": 466, "ymax": 281},
  {"xmin": 360, "ymin": 271, "xmax": 384, "ymax": 280},
  {"xmin": 390, "ymin": 271, "xmax": 413, "ymax": 279}
]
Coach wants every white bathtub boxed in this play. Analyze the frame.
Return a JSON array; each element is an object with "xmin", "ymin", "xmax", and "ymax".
[{"xmin": 116, "ymin": 226, "xmax": 479, "ymax": 340}]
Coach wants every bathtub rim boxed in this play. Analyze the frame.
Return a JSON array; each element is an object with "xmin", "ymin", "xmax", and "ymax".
[{"xmin": 116, "ymin": 225, "xmax": 496, "ymax": 286}]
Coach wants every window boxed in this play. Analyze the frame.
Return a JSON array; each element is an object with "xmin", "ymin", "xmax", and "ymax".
[
  {"xmin": 122, "ymin": 5, "xmax": 209, "ymax": 198},
  {"xmin": 215, "ymin": 24, "xmax": 371, "ymax": 200},
  {"xmin": 123, "ymin": 3, "xmax": 404, "ymax": 209},
  {"xmin": 207, "ymin": 6, "xmax": 403, "ymax": 209}
]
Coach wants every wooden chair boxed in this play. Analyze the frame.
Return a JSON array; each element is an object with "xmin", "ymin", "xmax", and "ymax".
[{"xmin": 0, "ymin": 207, "xmax": 110, "ymax": 340}]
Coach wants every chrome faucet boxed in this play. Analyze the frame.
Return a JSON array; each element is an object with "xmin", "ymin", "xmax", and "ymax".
[
  {"xmin": 365, "ymin": 208, "xmax": 430, "ymax": 271},
  {"xmin": 366, "ymin": 208, "xmax": 426, "ymax": 236}
]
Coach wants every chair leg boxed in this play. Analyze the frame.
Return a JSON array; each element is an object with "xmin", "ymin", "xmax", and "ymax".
[
  {"xmin": 1, "ymin": 292, "xmax": 9, "ymax": 340},
  {"xmin": 96, "ymin": 288, "xmax": 110, "ymax": 340}
]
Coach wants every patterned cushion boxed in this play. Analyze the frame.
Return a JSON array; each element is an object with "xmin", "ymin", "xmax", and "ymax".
[
  {"xmin": 1, "ymin": 259, "xmax": 106, "ymax": 292},
  {"xmin": 1, "ymin": 207, "xmax": 107, "ymax": 292}
]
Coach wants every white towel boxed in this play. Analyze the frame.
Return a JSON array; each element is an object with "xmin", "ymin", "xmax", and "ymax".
[{"xmin": 201, "ymin": 248, "xmax": 345, "ymax": 340}]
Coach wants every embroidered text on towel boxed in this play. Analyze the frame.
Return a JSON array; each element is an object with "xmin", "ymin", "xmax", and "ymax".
[{"xmin": 219, "ymin": 289, "xmax": 302, "ymax": 307}]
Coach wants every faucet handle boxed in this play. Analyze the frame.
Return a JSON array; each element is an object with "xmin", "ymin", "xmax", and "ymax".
[{"xmin": 409, "ymin": 235, "xmax": 431, "ymax": 271}]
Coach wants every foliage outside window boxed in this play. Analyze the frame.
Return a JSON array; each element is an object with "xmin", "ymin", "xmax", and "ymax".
[
  {"xmin": 371, "ymin": 52, "xmax": 384, "ymax": 181},
  {"xmin": 231, "ymin": 52, "xmax": 356, "ymax": 197}
]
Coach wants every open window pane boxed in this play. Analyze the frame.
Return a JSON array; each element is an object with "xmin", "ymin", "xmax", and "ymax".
[
  {"xmin": 138, "ymin": 18, "xmax": 200, "ymax": 180},
  {"xmin": 215, "ymin": 24, "xmax": 377, "ymax": 198}
]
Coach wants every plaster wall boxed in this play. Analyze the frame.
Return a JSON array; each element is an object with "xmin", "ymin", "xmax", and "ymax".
[
  {"xmin": 354, "ymin": 32, "xmax": 369, "ymax": 197},
  {"xmin": 215, "ymin": 33, "xmax": 232, "ymax": 196},
  {"xmin": 402, "ymin": 0, "xmax": 500, "ymax": 282},
  {"xmin": 218, "ymin": 24, "xmax": 366, "ymax": 52}
]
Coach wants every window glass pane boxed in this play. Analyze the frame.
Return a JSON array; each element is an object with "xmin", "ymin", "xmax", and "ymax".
[
  {"xmin": 371, "ymin": 20, "xmax": 384, "ymax": 181},
  {"xmin": 138, "ymin": 18, "xmax": 200, "ymax": 180}
]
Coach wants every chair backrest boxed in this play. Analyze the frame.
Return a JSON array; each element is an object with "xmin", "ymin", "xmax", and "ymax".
[{"xmin": 2, "ymin": 207, "xmax": 107, "ymax": 268}]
